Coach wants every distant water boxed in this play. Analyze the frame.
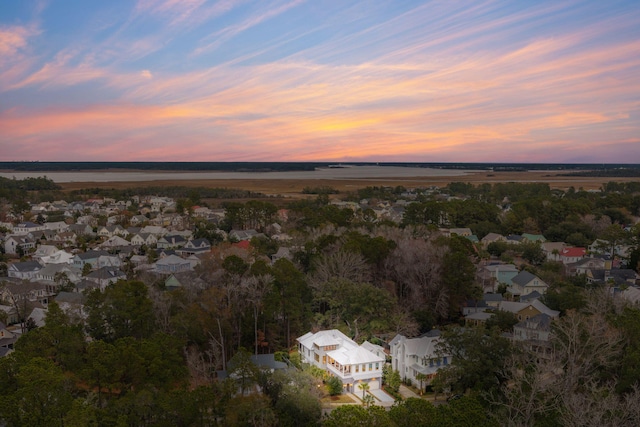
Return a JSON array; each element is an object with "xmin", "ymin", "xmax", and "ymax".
[{"xmin": 0, "ymin": 166, "xmax": 477, "ymax": 183}]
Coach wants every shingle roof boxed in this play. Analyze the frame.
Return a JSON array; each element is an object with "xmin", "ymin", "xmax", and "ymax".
[{"xmin": 511, "ymin": 271, "xmax": 537, "ymax": 286}]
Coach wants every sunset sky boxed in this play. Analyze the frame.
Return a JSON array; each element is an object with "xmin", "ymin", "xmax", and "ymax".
[{"xmin": 1, "ymin": 0, "xmax": 639, "ymax": 163}]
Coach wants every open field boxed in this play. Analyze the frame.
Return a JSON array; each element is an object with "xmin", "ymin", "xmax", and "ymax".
[{"xmin": 56, "ymin": 170, "xmax": 640, "ymax": 197}]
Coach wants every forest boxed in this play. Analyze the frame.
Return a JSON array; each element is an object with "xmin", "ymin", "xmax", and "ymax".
[{"xmin": 1, "ymin": 178, "xmax": 640, "ymax": 425}]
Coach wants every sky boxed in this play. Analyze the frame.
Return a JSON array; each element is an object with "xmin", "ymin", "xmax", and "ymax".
[{"xmin": 1, "ymin": 0, "xmax": 639, "ymax": 163}]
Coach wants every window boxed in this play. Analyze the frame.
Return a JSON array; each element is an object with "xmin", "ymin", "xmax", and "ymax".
[
  {"xmin": 355, "ymin": 365, "xmax": 359, "ymax": 373},
  {"xmin": 375, "ymin": 363, "xmax": 379, "ymax": 370},
  {"xmin": 369, "ymin": 363, "xmax": 372, "ymax": 371},
  {"xmin": 443, "ymin": 357, "xmax": 448, "ymax": 365},
  {"xmin": 315, "ymin": 353, "xmax": 319, "ymax": 362}
]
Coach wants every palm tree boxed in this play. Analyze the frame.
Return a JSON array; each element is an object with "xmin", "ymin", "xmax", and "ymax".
[
  {"xmin": 358, "ymin": 381, "xmax": 370, "ymax": 402},
  {"xmin": 415, "ymin": 372, "xmax": 428, "ymax": 395},
  {"xmin": 363, "ymin": 394, "xmax": 375, "ymax": 407}
]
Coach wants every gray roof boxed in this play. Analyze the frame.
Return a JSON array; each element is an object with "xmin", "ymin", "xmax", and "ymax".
[
  {"xmin": 514, "ymin": 313, "xmax": 552, "ymax": 331},
  {"xmin": 483, "ymin": 293, "xmax": 503, "ymax": 302},
  {"xmin": 511, "ymin": 271, "xmax": 538, "ymax": 286},
  {"xmin": 86, "ymin": 267, "xmax": 126, "ymax": 280},
  {"xmin": 520, "ymin": 291, "xmax": 542, "ymax": 302},
  {"xmin": 55, "ymin": 292, "xmax": 86, "ymax": 304},
  {"xmin": 76, "ymin": 250, "xmax": 109, "ymax": 260},
  {"xmin": 10, "ymin": 261, "xmax": 42, "ymax": 272}
]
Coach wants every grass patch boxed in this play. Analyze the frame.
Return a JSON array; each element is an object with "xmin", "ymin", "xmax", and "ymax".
[{"xmin": 321, "ymin": 394, "xmax": 357, "ymax": 404}]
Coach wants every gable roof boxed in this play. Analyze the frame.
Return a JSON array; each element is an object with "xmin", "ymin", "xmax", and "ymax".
[
  {"xmin": 561, "ymin": 247, "xmax": 586, "ymax": 257},
  {"xmin": 514, "ymin": 313, "xmax": 552, "ymax": 331},
  {"xmin": 9, "ymin": 261, "xmax": 42, "ymax": 272},
  {"xmin": 511, "ymin": 271, "xmax": 539, "ymax": 286}
]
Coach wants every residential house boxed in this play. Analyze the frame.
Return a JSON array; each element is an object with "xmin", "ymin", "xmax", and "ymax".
[
  {"xmin": 7, "ymin": 261, "xmax": 42, "ymax": 280},
  {"xmin": 441, "ymin": 228, "xmax": 473, "ymax": 237},
  {"xmin": 506, "ymin": 234, "xmax": 523, "ymax": 245},
  {"xmin": 85, "ymin": 267, "xmax": 127, "ymax": 290},
  {"xmin": 3, "ymin": 235, "xmax": 36, "ymax": 255},
  {"xmin": 72, "ymin": 250, "xmax": 110, "ymax": 270},
  {"xmin": 589, "ymin": 239, "xmax": 631, "ymax": 258},
  {"xmin": 0, "ymin": 281, "xmax": 50, "ymax": 307},
  {"xmin": 497, "ymin": 300, "xmax": 560, "ymax": 322},
  {"xmin": 465, "ymin": 311, "xmax": 494, "ymax": 327},
  {"xmin": 98, "ymin": 235, "xmax": 131, "ymax": 249},
  {"xmin": 508, "ymin": 271, "xmax": 548, "ymax": 299},
  {"xmin": 96, "ymin": 253, "xmax": 122, "ymax": 269},
  {"xmin": 271, "ymin": 247, "xmax": 293, "ymax": 264},
  {"xmin": 568, "ymin": 257, "xmax": 611, "ymax": 277},
  {"xmin": 229, "ymin": 229, "xmax": 260, "ymax": 241},
  {"xmin": 0, "ymin": 321, "xmax": 17, "ymax": 357},
  {"xmin": 589, "ymin": 269, "xmax": 640, "ymax": 286},
  {"xmin": 390, "ymin": 331, "xmax": 451, "ymax": 389},
  {"xmin": 177, "ymin": 238, "xmax": 211, "ymax": 256},
  {"xmin": 156, "ymin": 234, "xmax": 187, "ymax": 249},
  {"xmin": 560, "ymin": 247, "xmax": 586, "ymax": 265},
  {"xmin": 29, "ymin": 229, "xmax": 57, "ymax": 241},
  {"xmin": 68, "ymin": 223, "xmax": 95, "ymax": 237},
  {"xmin": 164, "ymin": 274, "xmax": 183, "ymax": 290},
  {"xmin": 129, "ymin": 215, "xmax": 148, "ymax": 226},
  {"xmin": 55, "ymin": 292, "xmax": 87, "ymax": 321},
  {"xmin": 617, "ymin": 286, "xmax": 640, "ymax": 306},
  {"xmin": 140, "ymin": 225, "xmax": 168, "ymax": 236},
  {"xmin": 481, "ymin": 233, "xmax": 506, "ymax": 247},
  {"xmin": 44, "ymin": 221, "xmax": 69, "ymax": 233},
  {"xmin": 541, "ymin": 242, "xmax": 567, "ymax": 262},
  {"xmin": 297, "ymin": 329, "xmax": 385, "ymax": 392},
  {"xmin": 0, "ymin": 305, "xmax": 19, "ymax": 325},
  {"xmin": 478, "ymin": 263, "xmax": 519, "ymax": 292},
  {"xmin": 13, "ymin": 222, "xmax": 45, "ymax": 235},
  {"xmin": 153, "ymin": 254, "xmax": 192, "ymax": 274},
  {"xmin": 521, "ymin": 234, "xmax": 546, "ymax": 244},
  {"xmin": 53, "ymin": 231, "xmax": 77, "ymax": 246},
  {"xmin": 513, "ymin": 313, "xmax": 554, "ymax": 360},
  {"xmin": 97, "ymin": 225, "xmax": 128, "ymax": 239},
  {"xmin": 32, "ymin": 244, "xmax": 59, "ymax": 262},
  {"xmin": 130, "ymin": 233, "xmax": 158, "ymax": 247},
  {"xmin": 36, "ymin": 264, "xmax": 82, "ymax": 286}
]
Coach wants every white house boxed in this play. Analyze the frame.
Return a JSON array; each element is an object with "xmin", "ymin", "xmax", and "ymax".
[
  {"xmin": 297, "ymin": 329, "xmax": 385, "ymax": 393},
  {"xmin": 153, "ymin": 254, "xmax": 192, "ymax": 274},
  {"xmin": 389, "ymin": 332, "xmax": 451, "ymax": 389},
  {"xmin": 39, "ymin": 250, "xmax": 75, "ymax": 265},
  {"xmin": 13, "ymin": 222, "xmax": 45, "ymax": 235},
  {"xmin": 7, "ymin": 261, "xmax": 42, "ymax": 280},
  {"xmin": 560, "ymin": 247, "xmax": 586, "ymax": 264},
  {"xmin": 3, "ymin": 235, "xmax": 36, "ymax": 255},
  {"xmin": 176, "ymin": 238, "xmax": 211, "ymax": 256},
  {"xmin": 36, "ymin": 264, "xmax": 82, "ymax": 284},
  {"xmin": 508, "ymin": 271, "xmax": 548, "ymax": 298},
  {"xmin": 32, "ymin": 244, "xmax": 59, "ymax": 261}
]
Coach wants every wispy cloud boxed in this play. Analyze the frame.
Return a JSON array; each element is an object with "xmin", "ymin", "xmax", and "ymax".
[{"xmin": 1, "ymin": 0, "xmax": 639, "ymax": 162}]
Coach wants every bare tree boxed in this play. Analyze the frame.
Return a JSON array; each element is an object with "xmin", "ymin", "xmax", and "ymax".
[
  {"xmin": 552, "ymin": 308, "xmax": 623, "ymax": 395},
  {"xmin": 309, "ymin": 250, "xmax": 371, "ymax": 289},
  {"xmin": 560, "ymin": 382, "xmax": 640, "ymax": 427},
  {"xmin": 383, "ymin": 237, "xmax": 449, "ymax": 317},
  {"xmin": 148, "ymin": 286, "xmax": 174, "ymax": 334},
  {"xmin": 241, "ymin": 274, "xmax": 274, "ymax": 355},
  {"xmin": 487, "ymin": 349, "xmax": 560, "ymax": 427}
]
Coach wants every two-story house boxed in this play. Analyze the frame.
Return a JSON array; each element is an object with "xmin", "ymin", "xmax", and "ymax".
[
  {"xmin": 297, "ymin": 329, "xmax": 385, "ymax": 393},
  {"xmin": 7, "ymin": 261, "xmax": 42, "ymax": 280},
  {"xmin": 508, "ymin": 271, "xmax": 548, "ymax": 299},
  {"xmin": 389, "ymin": 331, "xmax": 451, "ymax": 391},
  {"xmin": 176, "ymin": 238, "xmax": 211, "ymax": 256}
]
